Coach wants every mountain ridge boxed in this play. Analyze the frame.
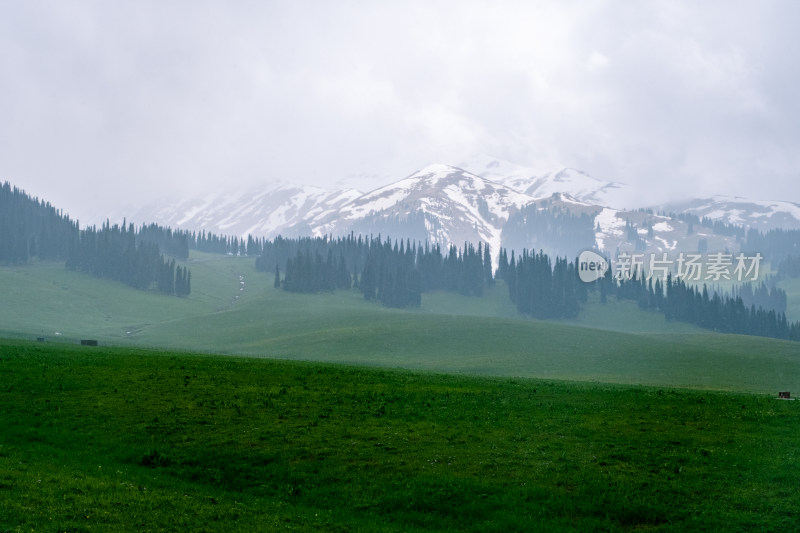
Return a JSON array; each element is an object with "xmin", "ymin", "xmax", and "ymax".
[{"xmin": 114, "ymin": 157, "xmax": 800, "ymax": 262}]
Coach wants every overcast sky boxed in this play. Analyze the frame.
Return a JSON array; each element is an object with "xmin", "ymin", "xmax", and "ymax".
[{"xmin": 2, "ymin": 0, "xmax": 799, "ymax": 221}]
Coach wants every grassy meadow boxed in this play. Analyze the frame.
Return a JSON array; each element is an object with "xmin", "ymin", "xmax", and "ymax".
[
  {"xmin": 2, "ymin": 339, "xmax": 800, "ymax": 531},
  {"xmin": 2, "ymin": 253, "xmax": 800, "ymax": 530}
]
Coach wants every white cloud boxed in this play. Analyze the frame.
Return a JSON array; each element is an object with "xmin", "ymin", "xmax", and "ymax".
[
  {"xmin": 0, "ymin": 0, "xmax": 798, "ymax": 221},
  {"xmin": 587, "ymin": 51, "xmax": 609, "ymax": 71}
]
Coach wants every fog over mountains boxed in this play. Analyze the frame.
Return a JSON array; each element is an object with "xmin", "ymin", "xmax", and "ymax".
[{"xmin": 120, "ymin": 156, "xmax": 800, "ymax": 263}]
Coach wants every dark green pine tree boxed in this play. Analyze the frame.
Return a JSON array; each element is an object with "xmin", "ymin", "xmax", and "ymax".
[{"xmin": 484, "ymin": 243, "xmax": 494, "ymax": 286}]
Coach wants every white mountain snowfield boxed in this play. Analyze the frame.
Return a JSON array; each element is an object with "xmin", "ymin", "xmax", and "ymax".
[
  {"xmin": 658, "ymin": 196, "xmax": 800, "ymax": 232},
  {"xmin": 294, "ymin": 164, "xmax": 534, "ymax": 264},
  {"xmin": 122, "ymin": 156, "xmax": 800, "ymax": 261},
  {"xmin": 459, "ymin": 154, "xmax": 630, "ymax": 208},
  {"xmin": 594, "ymin": 208, "xmax": 626, "ymax": 251}
]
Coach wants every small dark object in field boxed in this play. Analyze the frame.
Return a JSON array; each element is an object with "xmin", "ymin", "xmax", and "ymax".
[
  {"xmin": 778, "ymin": 391, "xmax": 791, "ymax": 399},
  {"xmin": 80, "ymin": 339, "xmax": 99, "ymax": 346}
]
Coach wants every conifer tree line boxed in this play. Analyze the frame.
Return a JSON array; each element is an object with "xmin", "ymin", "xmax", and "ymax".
[
  {"xmin": 139, "ymin": 226, "xmax": 267, "ymax": 257},
  {"xmin": 358, "ymin": 238, "xmax": 422, "ymax": 307},
  {"xmin": 1, "ymin": 183, "xmax": 190, "ymax": 295},
  {"xmin": 594, "ymin": 270, "xmax": 800, "ymax": 341},
  {"xmin": 777, "ymin": 255, "xmax": 800, "ymax": 279},
  {"xmin": 499, "ymin": 249, "xmax": 584, "ymax": 319},
  {"xmin": 0, "ymin": 181, "xmax": 79, "ymax": 263},
  {"xmin": 282, "ymin": 248, "xmax": 353, "ymax": 294},
  {"xmin": 743, "ymin": 228, "xmax": 800, "ymax": 264},
  {"xmin": 188, "ymin": 230, "xmax": 266, "ymax": 256},
  {"xmin": 728, "ymin": 281, "xmax": 787, "ymax": 314},
  {"xmin": 255, "ymin": 235, "xmax": 369, "ymax": 276},
  {"xmin": 257, "ymin": 234, "xmax": 588, "ymax": 317},
  {"xmin": 256, "ymin": 234, "xmax": 493, "ymax": 307},
  {"xmin": 66, "ymin": 221, "xmax": 191, "ymax": 296},
  {"xmin": 137, "ymin": 223, "xmax": 191, "ymax": 259}
]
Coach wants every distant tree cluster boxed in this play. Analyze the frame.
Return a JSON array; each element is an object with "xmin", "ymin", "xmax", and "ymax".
[
  {"xmin": 359, "ymin": 238, "xmax": 421, "ymax": 307},
  {"xmin": 503, "ymin": 205, "xmax": 596, "ymax": 259},
  {"xmin": 658, "ymin": 211, "xmax": 746, "ymax": 239},
  {"xmin": 258, "ymin": 234, "xmax": 591, "ymax": 317},
  {"xmin": 132, "ymin": 222, "xmax": 265, "ymax": 260},
  {"xmin": 597, "ymin": 271, "xmax": 800, "ymax": 341},
  {"xmin": 257, "ymin": 235, "xmax": 495, "ymax": 308},
  {"xmin": 728, "ymin": 281, "xmax": 787, "ymax": 315},
  {"xmin": 189, "ymin": 230, "xmax": 266, "ymax": 256},
  {"xmin": 777, "ymin": 255, "xmax": 800, "ymax": 279},
  {"xmin": 0, "ymin": 181, "xmax": 79, "ymax": 263},
  {"xmin": 138, "ymin": 224, "xmax": 269, "ymax": 257},
  {"xmin": 137, "ymin": 223, "xmax": 190, "ymax": 259},
  {"xmin": 624, "ymin": 220, "xmax": 647, "ymax": 252},
  {"xmin": 703, "ymin": 218, "xmax": 745, "ymax": 238},
  {"xmin": 67, "ymin": 221, "xmax": 191, "ymax": 296},
  {"xmin": 500, "ymin": 249, "xmax": 583, "ymax": 319},
  {"xmin": 256, "ymin": 235, "xmax": 368, "ymax": 275},
  {"xmin": 138, "ymin": 226, "xmax": 267, "ymax": 257},
  {"xmin": 283, "ymin": 249, "xmax": 352, "ymax": 293},
  {"xmin": 1, "ymin": 182, "xmax": 192, "ymax": 296},
  {"xmin": 743, "ymin": 228, "xmax": 800, "ymax": 264}
]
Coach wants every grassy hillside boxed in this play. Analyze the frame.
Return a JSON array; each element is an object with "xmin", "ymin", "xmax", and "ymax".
[
  {"xmin": 2, "ymin": 254, "xmax": 799, "ymax": 393},
  {"xmin": 0, "ymin": 253, "xmax": 267, "ymax": 342},
  {"xmin": 2, "ymin": 340, "xmax": 799, "ymax": 531}
]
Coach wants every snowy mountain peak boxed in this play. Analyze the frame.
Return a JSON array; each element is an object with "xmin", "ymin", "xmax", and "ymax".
[
  {"xmin": 285, "ymin": 164, "xmax": 537, "ymax": 266},
  {"xmin": 410, "ymin": 163, "xmax": 462, "ymax": 179},
  {"xmin": 458, "ymin": 154, "xmax": 629, "ymax": 209}
]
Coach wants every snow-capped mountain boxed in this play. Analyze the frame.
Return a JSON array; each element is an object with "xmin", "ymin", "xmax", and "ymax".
[
  {"xmin": 292, "ymin": 164, "xmax": 534, "ymax": 261},
  {"xmin": 125, "ymin": 163, "xmax": 536, "ymax": 265},
  {"xmin": 126, "ymin": 182, "xmax": 362, "ymax": 238},
  {"xmin": 659, "ymin": 196, "xmax": 800, "ymax": 232},
  {"xmin": 120, "ymin": 156, "xmax": 798, "ymax": 267},
  {"xmin": 500, "ymin": 192, "xmax": 742, "ymax": 261},
  {"xmin": 591, "ymin": 207, "xmax": 741, "ymax": 257},
  {"xmin": 459, "ymin": 154, "xmax": 629, "ymax": 208}
]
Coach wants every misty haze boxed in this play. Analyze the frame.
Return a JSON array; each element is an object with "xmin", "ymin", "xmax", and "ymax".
[{"xmin": 2, "ymin": 2, "xmax": 800, "ymax": 531}]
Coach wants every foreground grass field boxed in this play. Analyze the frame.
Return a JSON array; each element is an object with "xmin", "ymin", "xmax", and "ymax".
[{"xmin": 1, "ymin": 339, "xmax": 799, "ymax": 531}]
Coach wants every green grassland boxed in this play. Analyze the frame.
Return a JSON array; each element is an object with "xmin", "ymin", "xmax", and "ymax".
[
  {"xmin": 0, "ymin": 254, "xmax": 252, "ymax": 342},
  {"xmin": 1, "ymin": 254, "xmax": 799, "ymax": 393},
  {"xmin": 2, "ymin": 339, "xmax": 800, "ymax": 531},
  {"xmin": 3, "ymin": 254, "xmax": 800, "ymax": 530}
]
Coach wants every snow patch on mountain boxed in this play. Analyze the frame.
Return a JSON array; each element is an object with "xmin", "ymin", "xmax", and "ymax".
[
  {"xmin": 594, "ymin": 208, "xmax": 625, "ymax": 250},
  {"xmin": 652, "ymin": 221, "xmax": 673, "ymax": 233},
  {"xmin": 655, "ymin": 236, "xmax": 678, "ymax": 251},
  {"xmin": 659, "ymin": 195, "xmax": 800, "ymax": 232}
]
